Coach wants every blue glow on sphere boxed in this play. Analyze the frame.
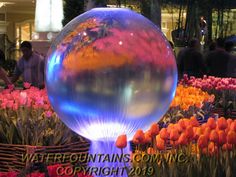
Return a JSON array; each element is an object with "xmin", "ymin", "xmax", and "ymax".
[{"xmin": 46, "ymin": 8, "xmax": 177, "ymax": 141}]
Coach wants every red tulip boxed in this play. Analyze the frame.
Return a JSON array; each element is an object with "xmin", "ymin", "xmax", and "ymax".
[
  {"xmin": 156, "ymin": 134, "xmax": 165, "ymax": 150},
  {"xmin": 147, "ymin": 147, "xmax": 155, "ymax": 154},
  {"xmin": 190, "ymin": 116, "xmax": 199, "ymax": 127},
  {"xmin": 203, "ymin": 127, "xmax": 211, "ymax": 140},
  {"xmin": 208, "ymin": 142, "xmax": 218, "ymax": 155},
  {"xmin": 178, "ymin": 133, "xmax": 188, "ymax": 146},
  {"xmin": 144, "ymin": 131, "xmax": 152, "ymax": 143},
  {"xmin": 133, "ymin": 129, "xmax": 145, "ymax": 144},
  {"xmin": 167, "ymin": 123, "xmax": 175, "ymax": 134},
  {"xmin": 201, "ymin": 123, "xmax": 207, "ymax": 130},
  {"xmin": 207, "ymin": 118, "xmax": 216, "ymax": 129},
  {"xmin": 178, "ymin": 119, "xmax": 187, "ymax": 130},
  {"xmin": 230, "ymin": 122, "xmax": 236, "ymax": 132},
  {"xmin": 217, "ymin": 117, "xmax": 227, "ymax": 130},
  {"xmin": 198, "ymin": 135, "xmax": 208, "ymax": 149},
  {"xmin": 193, "ymin": 127, "xmax": 202, "ymax": 140},
  {"xmin": 227, "ymin": 131, "xmax": 236, "ymax": 145},
  {"xmin": 218, "ymin": 130, "xmax": 227, "ymax": 146},
  {"xmin": 222, "ymin": 143, "xmax": 233, "ymax": 151},
  {"xmin": 116, "ymin": 134, "xmax": 127, "ymax": 149},
  {"xmin": 227, "ymin": 118, "xmax": 233, "ymax": 127},
  {"xmin": 149, "ymin": 123, "xmax": 159, "ymax": 136},
  {"xmin": 170, "ymin": 128, "xmax": 180, "ymax": 141},
  {"xmin": 209, "ymin": 130, "xmax": 219, "ymax": 144},
  {"xmin": 186, "ymin": 126, "xmax": 194, "ymax": 140},
  {"xmin": 160, "ymin": 128, "xmax": 169, "ymax": 140},
  {"xmin": 177, "ymin": 124, "xmax": 184, "ymax": 133}
]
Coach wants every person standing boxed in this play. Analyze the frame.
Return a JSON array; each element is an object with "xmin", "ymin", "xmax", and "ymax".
[
  {"xmin": 205, "ymin": 38, "xmax": 230, "ymax": 77},
  {"xmin": 177, "ymin": 38, "xmax": 206, "ymax": 78},
  {"xmin": 225, "ymin": 41, "xmax": 236, "ymax": 77},
  {"xmin": 11, "ymin": 41, "xmax": 45, "ymax": 88}
]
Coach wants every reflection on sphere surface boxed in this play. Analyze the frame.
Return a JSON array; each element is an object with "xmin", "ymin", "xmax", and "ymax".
[{"xmin": 46, "ymin": 8, "xmax": 177, "ymax": 141}]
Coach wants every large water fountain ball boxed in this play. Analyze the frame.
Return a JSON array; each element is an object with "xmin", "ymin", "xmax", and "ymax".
[{"xmin": 46, "ymin": 8, "xmax": 177, "ymax": 141}]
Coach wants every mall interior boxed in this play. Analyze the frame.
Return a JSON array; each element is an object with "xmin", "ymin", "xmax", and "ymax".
[{"xmin": 0, "ymin": 0, "xmax": 235, "ymax": 60}]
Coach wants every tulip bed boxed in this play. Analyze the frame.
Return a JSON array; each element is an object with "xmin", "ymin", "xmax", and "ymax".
[
  {"xmin": 161, "ymin": 84, "xmax": 215, "ymax": 125},
  {"xmin": 0, "ymin": 77, "xmax": 235, "ymax": 177},
  {"xmin": 0, "ymin": 84, "xmax": 82, "ymax": 146},
  {"xmin": 116, "ymin": 117, "xmax": 236, "ymax": 177},
  {"xmin": 180, "ymin": 75, "xmax": 236, "ymax": 118}
]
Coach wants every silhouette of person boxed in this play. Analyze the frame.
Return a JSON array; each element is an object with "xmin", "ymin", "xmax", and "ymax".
[
  {"xmin": 177, "ymin": 38, "xmax": 206, "ymax": 78},
  {"xmin": 205, "ymin": 38, "xmax": 230, "ymax": 77}
]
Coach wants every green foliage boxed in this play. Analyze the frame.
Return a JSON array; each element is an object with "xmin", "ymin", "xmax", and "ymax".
[{"xmin": 0, "ymin": 107, "xmax": 81, "ymax": 146}]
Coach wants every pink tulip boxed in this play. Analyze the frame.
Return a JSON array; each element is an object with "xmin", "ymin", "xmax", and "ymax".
[
  {"xmin": 45, "ymin": 110, "xmax": 53, "ymax": 118},
  {"xmin": 23, "ymin": 82, "xmax": 31, "ymax": 89}
]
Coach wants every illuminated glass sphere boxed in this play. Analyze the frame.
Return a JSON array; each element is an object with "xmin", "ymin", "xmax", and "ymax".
[{"xmin": 46, "ymin": 8, "xmax": 177, "ymax": 141}]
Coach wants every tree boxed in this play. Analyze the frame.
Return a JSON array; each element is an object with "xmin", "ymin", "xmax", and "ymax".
[
  {"xmin": 62, "ymin": 0, "xmax": 85, "ymax": 26},
  {"xmin": 140, "ymin": 0, "xmax": 161, "ymax": 28}
]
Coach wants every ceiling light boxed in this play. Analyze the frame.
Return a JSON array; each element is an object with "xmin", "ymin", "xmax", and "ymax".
[{"xmin": 0, "ymin": 2, "xmax": 15, "ymax": 8}]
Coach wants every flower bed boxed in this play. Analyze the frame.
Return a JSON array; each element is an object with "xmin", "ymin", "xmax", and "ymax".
[
  {"xmin": 0, "ymin": 85, "xmax": 85, "ymax": 145},
  {"xmin": 116, "ymin": 117, "xmax": 236, "ymax": 177},
  {"xmin": 0, "ymin": 81, "xmax": 234, "ymax": 176},
  {"xmin": 180, "ymin": 75, "xmax": 236, "ymax": 118},
  {"xmin": 0, "ymin": 84, "xmax": 90, "ymax": 174},
  {"xmin": 161, "ymin": 84, "xmax": 215, "ymax": 125}
]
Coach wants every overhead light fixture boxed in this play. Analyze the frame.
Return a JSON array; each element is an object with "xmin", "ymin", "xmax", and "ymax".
[
  {"xmin": 35, "ymin": 0, "xmax": 63, "ymax": 32},
  {"xmin": 0, "ymin": 2, "xmax": 15, "ymax": 8}
]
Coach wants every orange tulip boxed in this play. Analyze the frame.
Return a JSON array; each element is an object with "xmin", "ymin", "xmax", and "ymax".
[
  {"xmin": 116, "ymin": 134, "xmax": 127, "ymax": 149},
  {"xmin": 170, "ymin": 140, "xmax": 178, "ymax": 147},
  {"xmin": 193, "ymin": 127, "xmax": 202, "ymax": 140},
  {"xmin": 227, "ymin": 131, "xmax": 236, "ymax": 145},
  {"xmin": 171, "ymin": 85, "xmax": 212, "ymax": 110},
  {"xmin": 227, "ymin": 118, "xmax": 233, "ymax": 127},
  {"xmin": 178, "ymin": 133, "xmax": 188, "ymax": 146},
  {"xmin": 202, "ymin": 147, "xmax": 208, "ymax": 154},
  {"xmin": 208, "ymin": 142, "xmax": 218, "ymax": 156},
  {"xmin": 195, "ymin": 102, "xmax": 203, "ymax": 109},
  {"xmin": 230, "ymin": 122, "xmax": 236, "ymax": 132},
  {"xmin": 156, "ymin": 135, "xmax": 165, "ymax": 150},
  {"xmin": 198, "ymin": 135, "xmax": 208, "ymax": 149},
  {"xmin": 207, "ymin": 118, "xmax": 216, "ymax": 129},
  {"xmin": 133, "ymin": 129, "xmax": 145, "ymax": 144},
  {"xmin": 149, "ymin": 123, "xmax": 159, "ymax": 136},
  {"xmin": 186, "ymin": 126, "xmax": 194, "ymax": 140},
  {"xmin": 203, "ymin": 127, "xmax": 211, "ymax": 140},
  {"xmin": 178, "ymin": 119, "xmax": 187, "ymax": 130},
  {"xmin": 222, "ymin": 143, "xmax": 233, "ymax": 151},
  {"xmin": 217, "ymin": 117, "xmax": 228, "ymax": 130},
  {"xmin": 144, "ymin": 131, "xmax": 152, "ymax": 144},
  {"xmin": 209, "ymin": 130, "xmax": 219, "ymax": 144},
  {"xmin": 183, "ymin": 118, "xmax": 191, "ymax": 127},
  {"xmin": 170, "ymin": 129, "xmax": 180, "ymax": 141},
  {"xmin": 147, "ymin": 147, "xmax": 156, "ymax": 154},
  {"xmin": 201, "ymin": 123, "xmax": 207, "ymax": 130},
  {"xmin": 190, "ymin": 116, "xmax": 199, "ymax": 127},
  {"xmin": 218, "ymin": 130, "xmax": 226, "ymax": 146},
  {"xmin": 225, "ymin": 127, "xmax": 230, "ymax": 135},
  {"xmin": 177, "ymin": 124, "xmax": 184, "ymax": 133},
  {"xmin": 167, "ymin": 123, "xmax": 175, "ymax": 134},
  {"xmin": 160, "ymin": 128, "xmax": 169, "ymax": 140}
]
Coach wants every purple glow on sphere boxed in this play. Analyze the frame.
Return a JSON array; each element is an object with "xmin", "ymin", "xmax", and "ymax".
[{"xmin": 46, "ymin": 8, "xmax": 177, "ymax": 141}]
